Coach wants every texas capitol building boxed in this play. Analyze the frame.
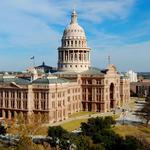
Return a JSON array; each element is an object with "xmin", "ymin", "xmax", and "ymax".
[{"xmin": 0, "ymin": 10, "xmax": 130, "ymax": 123}]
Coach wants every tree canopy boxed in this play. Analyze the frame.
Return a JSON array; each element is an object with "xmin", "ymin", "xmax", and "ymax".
[{"xmin": 0, "ymin": 123, "xmax": 6, "ymax": 135}]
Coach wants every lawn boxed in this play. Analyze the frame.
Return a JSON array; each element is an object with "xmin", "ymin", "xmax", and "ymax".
[
  {"xmin": 129, "ymin": 97, "xmax": 136, "ymax": 110},
  {"xmin": 31, "ymin": 118, "xmax": 88, "ymax": 134},
  {"xmin": 69, "ymin": 111, "xmax": 99, "ymax": 118},
  {"xmin": 60, "ymin": 118, "xmax": 88, "ymax": 131},
  {"xmin": 113, "ymin": 125, "xmax": 150, "ymax": 144}
]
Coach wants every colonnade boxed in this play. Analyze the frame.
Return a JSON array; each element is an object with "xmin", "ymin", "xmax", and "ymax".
[{"xmin": 58, "ymin": 50, "xmax": 90, "ymax": 62}]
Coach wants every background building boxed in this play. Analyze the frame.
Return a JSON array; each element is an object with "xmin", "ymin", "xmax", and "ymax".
[
  {"xmin": 126, "ymin": 70, "xmax": 138, "ymax": 82},
  {"xmin": 131, "ymin": 79, "xmax": 150, "ymax": 97}
]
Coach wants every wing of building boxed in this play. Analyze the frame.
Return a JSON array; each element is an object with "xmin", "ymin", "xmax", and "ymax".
[{"xmin": 0, "ymin": 10, "xmax": 130, "ymax": 123}]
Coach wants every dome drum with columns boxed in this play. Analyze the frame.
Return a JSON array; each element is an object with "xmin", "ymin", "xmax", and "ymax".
[{"xmin": 58, "ymin": 9, "xmax": 91, "ymax": 72}]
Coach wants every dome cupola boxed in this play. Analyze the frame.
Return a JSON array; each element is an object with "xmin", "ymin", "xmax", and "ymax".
[{"xmin": 62, "ymin": 9, "xmax": 86, "ymax": 40}]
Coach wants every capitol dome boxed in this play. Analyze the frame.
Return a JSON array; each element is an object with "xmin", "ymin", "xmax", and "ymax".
[
  {"xmin": 62, "ymin": 9, "xmax": 86, "ymax": 39},
  {"xmin": 58, "ymin": 9, "xmax": 91, "ymax": 72}
]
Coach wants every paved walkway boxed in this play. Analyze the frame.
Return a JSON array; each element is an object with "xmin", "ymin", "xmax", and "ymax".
[{"xmin": 116, "ymin": 98, "xmax": 144, "ymax": 124}]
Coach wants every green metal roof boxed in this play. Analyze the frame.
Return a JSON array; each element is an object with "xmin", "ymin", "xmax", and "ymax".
[
  {"xmin": 0, "ymin": 77, "xmax": 30, "ymax": 84},
  {"xmin": 32, "ymin": 78, "xmax": 70, "ymax": 84}
]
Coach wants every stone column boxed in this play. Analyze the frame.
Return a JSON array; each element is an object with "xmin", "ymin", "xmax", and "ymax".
[
  {"xmin": 62, "ymin": 51, "xmax": 64, "ymax": 62},
  {"xmin": 14, "ymin": 92, "xmax": 17, "ymax": 109},
  {"xmin": 73, "ymin": 50, "xmax": 75, "ymax": 62},
  {"xmin": 61, "ymin": 51, "xmax": 63, "ymax": 61},
  {"xmin": 20, "ymin": 112, "xmax": 23, "ymax": 118},
  {"xmin": 66, "ymin": 51, "xmax": 68, "ymax": 61},
  {"xmin": 27, "ymin": 85, "xmax": 34, "ymax": 121},
  {"xmin": 77, "ymin": 50, "xmax": 79, "ymax": 62},
  {"xmin": 21, "ymin": 92, "xmax": 23, "ymax": 109},
  {"xmin": 3, "ymin": 91, "xmax": 6, "ymax": 108},
  {"xmin": 8, "ymin": 91, "xmax": 11, "ymax": 108},
  {"xmin": 61, "ymin": 110, "xmax": 63, "ymax": 121},
  {"xmin": 8, "ymin": 110, "xmax": 11, "ymax": 119},
  {"xmin": 14, "ymin": 111, "xmax": 17, "ymax": 118},
  {"xmin": 86, "ymin": 103, "xmax": 88, "ymax": 111},
  {"xmin": 55, "ymin": 110, "xmax": 58, "ymax": 122},
  {"xmin": 2, "ymin": 110, "xmax": 5, "ymax": 118},
  {"xmin": 39, "ymin": 92, "xmax": 41, "ymax": 110},
  {"xmin": 67, "ymin": 51, "xmax": 69, "ymax": 62}
]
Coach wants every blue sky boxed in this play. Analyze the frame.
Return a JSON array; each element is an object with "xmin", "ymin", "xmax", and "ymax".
[{"xmin": 0, "ymin": 0, "xmax": 150, "ymax": 72}]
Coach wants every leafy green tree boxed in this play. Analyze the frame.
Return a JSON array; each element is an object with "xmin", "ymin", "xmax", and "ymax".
[
  {"xmin": 0, "ymin": 123, "xmax": 6, "ymax": 135},
  {"xmin": 74, "ymin": 135, "xmax": 105, "ymax": 150},
  {"xmin": 81, "ymin": 116, "xmax": 115, "ymax": 136},
  {"xmin": 47, "ymin": 126, "xmax": 69, "ymax": 148},
  {"xmin": 93, "ymin": 130, "xmax": 123, "ymax": 150},
  {"xmin": 122, "ymin": 136, "xmax": 144, "ymax": 150}
]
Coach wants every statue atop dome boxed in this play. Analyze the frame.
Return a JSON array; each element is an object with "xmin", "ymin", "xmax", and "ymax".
[{"xmin": 70, "ymin": 8, "xmax": 77, "ymax": 24}]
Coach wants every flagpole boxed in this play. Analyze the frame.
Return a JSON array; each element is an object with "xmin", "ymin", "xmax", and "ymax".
[{"xmin": 30, "ymin": 56, "xmax": 35, "ymax": 68}]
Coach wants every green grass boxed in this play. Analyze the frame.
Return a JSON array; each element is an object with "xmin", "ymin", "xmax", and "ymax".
[
  {"xmin": 113, "ymin": 125, "xmax": 150, "ymax": 144},
  {"xmin": 128, "ymin": 98, "xmax": 136, "ymax": 109},
  {"xmin": 30, "ymin": 118, "xmax": 88, "ymax": 134},
  {"xmin": 61, "ymin": 119, "xmax": 88, "ymax": 131},
  {"xmin": 69, "ymin": 111, "xmax": 99, "ymax": 118},
  {"xmin": 112, "ymin": 114, "xmax": 121, "ymax": 120}
]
